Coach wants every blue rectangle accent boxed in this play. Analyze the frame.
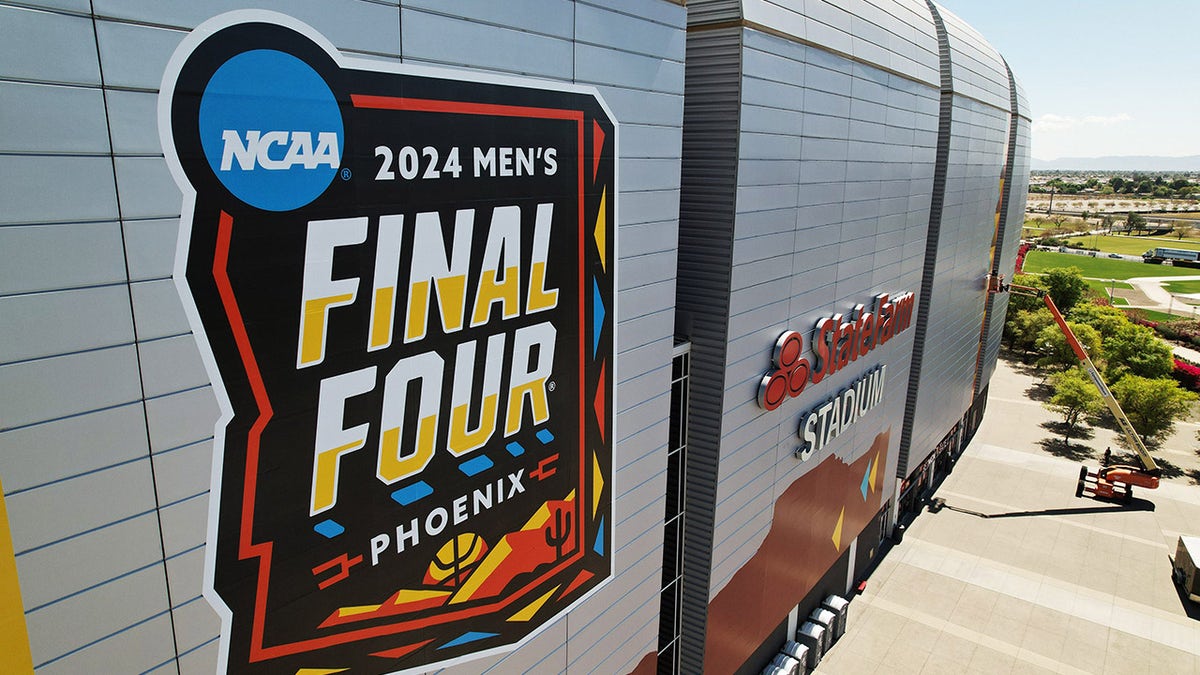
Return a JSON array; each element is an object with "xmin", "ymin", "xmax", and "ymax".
[
  {"xmin": 536, "ymin": 428, "xmax": 554, "ymax": 444},
  {"xmin": 506, "ymin": 441, "xmax": 525, "ymax": 457},
  {"xmin": 594, "ymin": 516, "xmax": 606, "ymax": 555},
  {"xmin": 459, "ymin": 454, "xmax": 495, "ymax": 477},
  {"xmin": 313, "ymin": 519, "xmax": 344, "ymax": 538},
  {"xmin": 439, "ymin": 631, "xmax": 499, "ymax": 649},
  {"xmin": 391, "ymin": 480, "xmax": 433, "ymax": 506}
]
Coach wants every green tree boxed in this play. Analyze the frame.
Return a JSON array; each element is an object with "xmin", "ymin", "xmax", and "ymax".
[
  {"xmin": 1109, "ymin": 375, "xmax": 1198, "ymax": 442},
  {"xmin": 1036, "ymin": 321, "xmax": 1101, "ymax": 371},
  {"xmin": 1102, "ymin": 323, "xmax": 1173, "ymax": 381},
  {"xmin": 1125, "ymin": 212, "xmax": 1146, "ymax": 234},
  {"xmin": 1109, "ymin": 176, "xmax": 1125, "ymax": 192},
  {"xmin": 1173, "ymin": 224, "xmax": 1194, "ymax": 240},
  {"xmin": 1006, "ymin": 273, "xmax": 1045, "ymax": 313},
  {"xmin": 1046, "ymin": 367, "xmax": 1103, "ymax": 445},
  {"xmin": 1005, "ymin": 307, "xmax": 1052, "ymax": 354},
  {"xmin": 1042, "ymin": 266, "xmax": 1088, "ymax": 313},
  {"xmin": 1068, "ymin": 302, "xmax": 1130, "ymax": 341}
]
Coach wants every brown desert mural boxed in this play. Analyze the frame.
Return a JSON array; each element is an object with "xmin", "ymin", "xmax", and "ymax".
[{"xmin": 703, "ymin": 430, "xmax": 890, "ymax": 673}]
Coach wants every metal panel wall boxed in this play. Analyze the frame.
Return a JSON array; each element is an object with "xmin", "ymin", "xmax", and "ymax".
[
  {"xmin": 900, "ymin": 2, "xmax": 1016, "ymax": 475},
  {"xmin": 976, "ymin": 63, "xmax": 1034, "ymax": 391},
  {"xmin": 0, "ymin": 2, "xmax": 685, "ymax": 673},
  {"xmin": 677, "ymin": 2, "xmax": 943, "ymax": 672}
]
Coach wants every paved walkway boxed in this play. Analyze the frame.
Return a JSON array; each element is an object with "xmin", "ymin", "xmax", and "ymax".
[
  {"xmin": 814, "ymin": 359, "xmax": 1200, "ymax": 674},
  {"xmin": 1125, "ymin": 275, "xmax": 1200, "ymax": 309}
]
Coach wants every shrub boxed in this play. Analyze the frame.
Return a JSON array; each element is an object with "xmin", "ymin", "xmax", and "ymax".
[{"xmin": 1173, "ymin": 359, "xmax": 1200, "ymax": 392}]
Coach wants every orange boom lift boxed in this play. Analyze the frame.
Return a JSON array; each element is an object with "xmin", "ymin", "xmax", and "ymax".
[{"xmin": 992, "ymin": 278, "xmax": 1160, "ymax": 502}]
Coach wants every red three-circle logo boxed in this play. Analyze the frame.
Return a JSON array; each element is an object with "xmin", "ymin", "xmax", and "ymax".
[{"xmin": 757, "ymin": 330, "xmax": 811, "ymax": 410}]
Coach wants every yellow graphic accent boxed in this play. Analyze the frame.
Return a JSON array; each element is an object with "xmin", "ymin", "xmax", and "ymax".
[
  {"xmin": 369, "ymin": 286, "xmax": 395, "ymax": 348},
  {"xmin": 311, "ymin": 440, "xmax": 365, "ymax": 514},
  {"xmin": 452, "ymin": 491, "xmax": 575, "ymax": 604},
  {"xmin": 869, "ymin": 451, "xmax": 879, "ymax": 493},
  {"xmin": 592, "ymin": 453, "xmax": 604, "ymax": 516},
  {"xmin": 508, "ymin": 585, "xmax": 560, "ymax": 622},
  {"xmin": 300, "ymin": 294, "xmax": 354, "ymax": 365},
  {"xmin": 471, "ymin": 266, "xmax": 520, "ymax": 325},
  {"xmin": 505, "ymin": 378, "xmax": 549, "ymax": 436},
  {"xmin": 435, "ymin": 275, "xmax": 467, "ymax": 330},
  {"xmin": 428, "ymin": 533, "xmax": 489, "ymax": 584},
  {"xmin": 526, "ymin": 262, "xmax": 557, "ymax": 313},
  {"xmin": 378, "ymin": 415, "xmax": 437, "ymax": 483},
  {"xmin": 295, "ymin": 669, "xmax": 349, "ymax": 674},
  {"xmin": 406, "ymin": 279, "xmax": 430, "ymax": 340},
  {"xmin": 390, "ymin": 589, "xmax": 451, "ymax": 605},
  {"xmin": 406, "ymin": 275, "xmax": 466, "ymax": 341},
  {"xmin": 0, "ymin": 477, "xmax": 32, "ymax": 675},
  {"xmin": 831, "ymin": 506, "xmax": 845, "ymax": 552},
  {"xmin": 594, "ymin": 188, "xmax": 607, "ymax": 271},
  {"xmin": 448, "ymin": 395, "xmax": 498, "ymax": 456},
  {"xmin": 334, "ymin": 604, "xmax": 382, "ymax": 618}
]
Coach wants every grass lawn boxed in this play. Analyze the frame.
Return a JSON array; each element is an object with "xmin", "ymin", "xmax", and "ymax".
[
  {"xmin": 1163, "ymin": 279, "xmax": 1200, "ymax": 294},
  {"xmin": 1125, "ymin": 307, "xmax": 1196, "ymax": 322},
  {"xmin": 1053, "ymin": 235, "xmax": 1200, "ymax": 256},
  {"xmin": 1084, "ymin": 279, "xmax": 1132, "ymax": 296},
  {"xmin": 1022, "ymin": 250, "xmax": 1200, "ymax": 279},
  {"xmin": 1111, "ymin": 297, "xmax": 1129, "ymax": 306}
]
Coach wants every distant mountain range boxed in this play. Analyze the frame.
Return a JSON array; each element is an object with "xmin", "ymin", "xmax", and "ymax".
[{"xmin": 1031, "ymin": 155, "xmax": 1200, "ymax": 171}]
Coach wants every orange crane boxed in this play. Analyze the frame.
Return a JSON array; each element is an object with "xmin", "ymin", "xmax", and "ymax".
[{"xmin": 993, "ymin": 278, "xmax": 1160, "ymax": 502}]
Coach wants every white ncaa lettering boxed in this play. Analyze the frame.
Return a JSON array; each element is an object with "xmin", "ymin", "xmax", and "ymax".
[{"xmin": 219, "ymin": 130, "xmax": 340, "ymax": 170}]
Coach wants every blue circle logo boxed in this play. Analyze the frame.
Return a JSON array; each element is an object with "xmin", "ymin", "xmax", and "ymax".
[{"xmin": 199, "ymin": 50, "xmax": 342, "ymax": 211}]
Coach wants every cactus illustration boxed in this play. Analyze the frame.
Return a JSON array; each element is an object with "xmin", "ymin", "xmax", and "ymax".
[{"xmin": 544, "ymin": 508, "xmax": 573, "ymax": 559}]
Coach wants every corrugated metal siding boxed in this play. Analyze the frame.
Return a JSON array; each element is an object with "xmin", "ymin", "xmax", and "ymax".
[
  {"xmin": 898, "ymin": 0, "xmax": 954, "ymax": 477},
  {"xmin": 0, "ymin": 2, "xmax": 686, "ymax": 673},
  {"xmin": 899, "ymin": 0, "xmax": 1013, "ymax": 476},
  {"xmin": 975, "ymin": 61, "xmax": 1025, "ymax": 391},
  {"xmin": 687, "ymin": 0, "xmax": 743, "ymax": 27},
  {"xmin": 674, "ymin": 23, "xmax": 743, "ymax": 675}
]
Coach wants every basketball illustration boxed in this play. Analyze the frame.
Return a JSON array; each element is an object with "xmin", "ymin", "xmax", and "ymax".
[{"xmin": 426, "ymin": 533, "xmax": 489, "ymax": 587}]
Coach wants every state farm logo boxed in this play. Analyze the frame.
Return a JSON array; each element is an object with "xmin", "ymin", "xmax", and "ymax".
[{"xmin": 758, "ymin": 292, "xmax": 914, "ymax": 410}]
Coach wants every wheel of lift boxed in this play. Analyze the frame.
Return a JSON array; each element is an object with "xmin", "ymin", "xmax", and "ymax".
[{"xmin": 1075, "ymin": 465, "xmax": 1088, "ymax": 498}]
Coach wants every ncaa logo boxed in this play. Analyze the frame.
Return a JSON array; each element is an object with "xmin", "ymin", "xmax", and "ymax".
[{"xmin": 198, "ymin": 49, "xmax": 343, "ymax": 211}]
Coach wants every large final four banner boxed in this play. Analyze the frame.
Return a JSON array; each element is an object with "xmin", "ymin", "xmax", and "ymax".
[{"xmin": 159, "ymin": 12, "xmax": 615, "ymax": 674}]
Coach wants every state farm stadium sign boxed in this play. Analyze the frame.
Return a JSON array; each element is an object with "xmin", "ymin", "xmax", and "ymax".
[
  {"xmin": 159, "ymin": 12, "xmax": 615, "ymax": 674},
  {"xmin": 757, "ymin": 292, "xmax": 915, "ymax": 458}
]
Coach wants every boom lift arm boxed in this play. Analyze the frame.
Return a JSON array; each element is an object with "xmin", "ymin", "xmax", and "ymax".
[{"xmin": 997, "ymin": 280, "xmax": 1160, "ymax": 500}]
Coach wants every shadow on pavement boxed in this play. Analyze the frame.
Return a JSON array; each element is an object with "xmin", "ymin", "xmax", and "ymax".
[
  {"xmin": 928, "ymin": 497, "xmax": 1155, "ymax": 519},
  {"xmin": 1024, "ymin": 381, "xmax": 1055, "ymax": 402},
  {"xmin": 1037, "ymin": 436, "xmax": 1096, "ymax": 462}
]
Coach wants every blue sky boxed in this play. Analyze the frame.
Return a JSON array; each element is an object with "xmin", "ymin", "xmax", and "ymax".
[{"xmin": 935, "ymin": 0, "xmax": 1200, "ymax": 160}]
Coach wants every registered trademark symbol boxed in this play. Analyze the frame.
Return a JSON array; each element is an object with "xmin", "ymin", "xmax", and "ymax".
[
  {"xmin": 547, "ymin": 381, "xmax": 556, "ymax": 392},
  {"xmin": 340, "ymin": 167, "xmax": 352, "ymax": 181}
]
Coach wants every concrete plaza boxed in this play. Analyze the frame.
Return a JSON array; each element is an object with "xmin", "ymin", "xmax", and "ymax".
[{"xmin": 815, "ymin": 358, "xmax": 1200, "ymax": 674}]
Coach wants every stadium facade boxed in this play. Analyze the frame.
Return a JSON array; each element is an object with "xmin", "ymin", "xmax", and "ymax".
[{"xmin": 0, "ymin": 0, "xmax": 1028, "ymax": 673}]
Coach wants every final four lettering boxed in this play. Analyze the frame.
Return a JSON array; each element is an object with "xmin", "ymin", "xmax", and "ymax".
[{"xmin": 299, "ymin": 203, "xmax": 561, "ymax": 515}]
